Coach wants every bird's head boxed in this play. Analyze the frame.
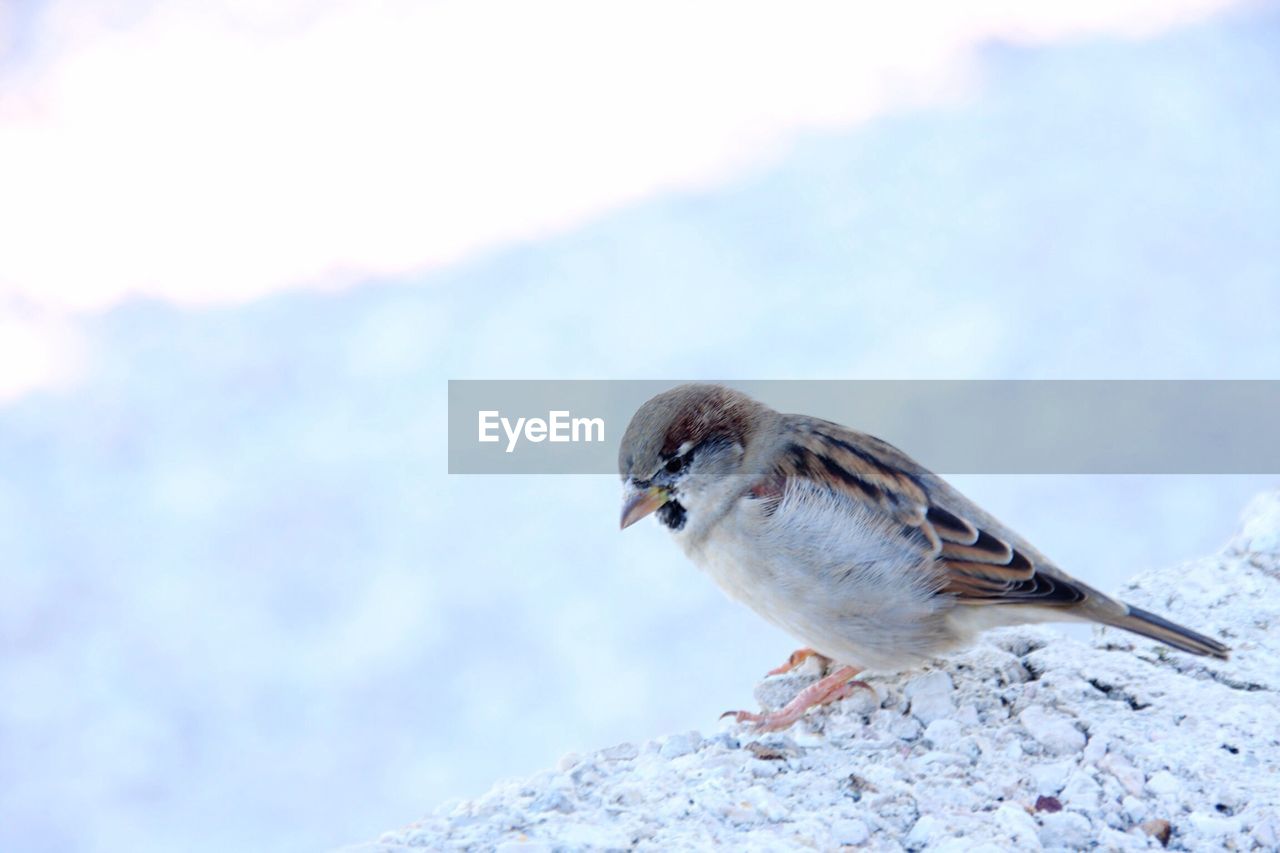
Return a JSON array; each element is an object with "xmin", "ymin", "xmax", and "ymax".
[{"xmin": 617, "ymin": 384, "xmax": 776, "ymax": 532}]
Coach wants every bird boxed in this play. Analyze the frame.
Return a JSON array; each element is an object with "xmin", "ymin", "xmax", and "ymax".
[{"xmin": 617, "ymin": 383, "xmax": 1230, "ymax": 732}]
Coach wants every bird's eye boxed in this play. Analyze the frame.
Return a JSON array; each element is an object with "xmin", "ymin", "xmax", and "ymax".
[{"xmin": 664, "ymin": 456, "xmax": 684, "ymax": 475}]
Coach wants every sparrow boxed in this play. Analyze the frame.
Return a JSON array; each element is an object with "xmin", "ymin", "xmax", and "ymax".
[{"xmin": 618, "ymin": 383, "xmax": 1230, "ymax": 731}]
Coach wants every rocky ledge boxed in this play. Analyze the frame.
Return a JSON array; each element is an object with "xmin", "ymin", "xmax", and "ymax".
[{"xmin": 363, "ymin": 493, "xmax": 1280, "ymax": 851}]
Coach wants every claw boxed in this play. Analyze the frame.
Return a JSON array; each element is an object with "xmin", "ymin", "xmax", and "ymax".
[{"xmin": 725, "ymin": 666, "xmax": 871, "ymax": 732}]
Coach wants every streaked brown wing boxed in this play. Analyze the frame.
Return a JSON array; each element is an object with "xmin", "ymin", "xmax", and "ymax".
[{"xmin": 775, "ymin": 421, "xmax": 1086, "ymax": 608}]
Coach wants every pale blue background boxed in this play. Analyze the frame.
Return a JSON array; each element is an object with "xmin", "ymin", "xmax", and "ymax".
[{"xmin": 2, "ymin": 4, "xmax": 1279, "ymax": 852}]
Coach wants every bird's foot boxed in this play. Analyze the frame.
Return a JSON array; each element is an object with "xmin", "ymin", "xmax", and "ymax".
[
  {"xmin": 764, "ymin": 647, "xmax": 831, "ymax": 677},
  {"xmin": 723, "ymin": 665, "xmax": 869, "ymax": 732}
]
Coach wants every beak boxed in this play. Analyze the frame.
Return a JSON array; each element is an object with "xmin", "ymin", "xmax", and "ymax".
[{"xmin": 620, "ymin": 482, "xmax": 671, "ymax": 529}]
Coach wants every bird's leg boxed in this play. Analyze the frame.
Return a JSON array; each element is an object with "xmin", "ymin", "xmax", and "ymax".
[
  {"xmin": 724, "ymin": 665, "xmax": 870, "ymax": 732},
  {"xmin": 765, "ymin": 647, "xmax": 831, "ymax": 677}
]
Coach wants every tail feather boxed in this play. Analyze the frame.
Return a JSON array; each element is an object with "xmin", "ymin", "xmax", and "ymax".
[{"xmin": 1105, "ymin": 605, "xmax": 1231, "ymax": 660}]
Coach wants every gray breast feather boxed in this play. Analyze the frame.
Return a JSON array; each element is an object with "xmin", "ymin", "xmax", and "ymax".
[{"xmin": 694, "ymin": 479, "xmax": 960, "ymax": 668}]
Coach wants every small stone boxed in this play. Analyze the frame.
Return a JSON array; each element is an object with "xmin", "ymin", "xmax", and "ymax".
[
  {"xmin": 841, "ymin": 684, "xmax": 881, "ymax": 715},
  {"xmin": 1100, "ymin": 754, "xmax": 1145, "ymax": 797},
  {"xmin": 746, "ymin": 742, "xmax": 796, "ymax": 761},
  {"xmin": 923, "ymin": 718, "xmax": 963, "ymax": 748},
  {"xmin": 1145, "ymin": 770, "xmax": 1180, "ymax": 798},
  {"xmin": 1140, "ymin": 818, "xmax": 1172, "ymax": 847},
  {"xmin": 831, "ymin": 818, "xmax": 870, "ymax": 846},
  {"xmin": 754, "ymin": 673, "xmax": 813, "ymax": 711},
  {"xmin": 1060, "ymin": 771, "xmax": 1102, "ymax": 811},
  {"xmin": 903, "ymin": 671, "xmax": 956, "ymax": 724},
  {"xmin": 1121, "ymin": 796, "xmax": 1146, "ymax": 822},
  {"xmin": 889, "ymin": 714, "xmax": 923, "ymax": 741},
  {"xmin": 907, "ymin": 814, "xmax": 945, "ymax": 847},
  {"xmin": 528, "ymin": 788, "xmax": 574, "ymax": 814},
  {"xmin": 554, "ymin": 752, "xmax": 582, "ymax": 773},
  {"xmin": 996, "ymin": 802, "xmax": 1043, "ymax": 849},
  {"xmin": 658, "ymin": 731, "xmax": 702, "ymax": 759},
  {"xmin": 1018, "ymin": 705, "xmax": 1085, "ymax": 755},
  {"xmin": 1035, "ymin": 795, "xmax": 1062, "ymax": 813},
  {"xmin": 1082, "ymin": 734, "xmax": 1108, "ymax": 764},
  {"xmin": 750, "ymin": 760, "xmax": 781, "ymax": 777},
  {"xmin": 1039, "ymin": 811, "xmax": 1093, "ymax": 848},
  {"xmin": 599, "ymin": 741, "xmax": 639, "ymax": 761},
  {"xmin": 1252, "ymin": 815, "xmax": 1280, "ymax": 848},
  {"xmin": 1028, "ymin": 759, "xmax": 1073, "ymax": 795},
  {"xmin": 952, "ymin": 736, "xmax": 982, "ymax": 760},
  {"xmin": 1187, "ymin": 811, "xmax": 1240, "ymax": 839}
]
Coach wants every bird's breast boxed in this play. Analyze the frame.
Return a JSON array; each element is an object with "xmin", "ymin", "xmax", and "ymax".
[{"xmin": 675, "ymin": 486, "xmax": 956, "ymax": 669}]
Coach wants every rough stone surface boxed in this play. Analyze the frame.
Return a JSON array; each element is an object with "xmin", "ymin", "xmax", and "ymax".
[{"xmin": 359, "ymin": 493, "xmax": 1280, "ymax": 852}]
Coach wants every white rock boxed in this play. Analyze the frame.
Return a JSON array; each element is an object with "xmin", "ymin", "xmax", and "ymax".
[
  {"xmin": 1187, "ymin": 810, "xmax": 1241, "ymax": 839},
  {"xmin": 598, "ymin": 741, "xmax": 639, "ymax": 761},
  {"xmin": 841, "ymin": 684, "xmax": 881, "ymax": 716},
  {"xmin": 1235, "ymin": 493, "xmax": 1280, "ymax": 555},
  {"xmin": 1146, "ymin": 769, "xmax": 1181, "ymax": 798},
  {"xmin": 1121, "ymin": 795, "xmax": 1146, "ymax": 822},
  {"xmin": 906, "ymin": 814, "xmax": 945, "ymax": 847},
  {"xmin": 831, "ymin": 817, "xmax": 870, "ymax": 846},
  {"xmin": 1060, "ymin": 771, "xmax": 1102, "ymax": 811},
  {"xmin": 923, "ymin": 718, "xmax": 963, "ymax": 749},
  {"xmin": 1018, "ymin": 705, "xmax": 1086, "ymax": 755},
  {"xmin": 1038, "ymin": 811, "xmax": 1093, "ymax": 848},
  {"xmin": 903, "ymin": 671, "xmax": 956, "ymax": 724},
  {"xmin": 658, "ymin": 731, "xmax": 702, "ymax": 759},
  {"xmin": 1252, "ymin": 813, "xmax": 1280, "ymax": 847},
  {"xmin": 995, "ymin": 802, "xmax": 1042, "ymax": 849},
  {"xmin": 1028, "ymin": 759, "xmax": 1073, "ymax": 795},
  {"xmin": 889, "ymin": 714, "xmax": 923, "ymax": 741},
  {"xmin": 1100, "ymin": 754, "xmax": 1145, "ymax": 797}
]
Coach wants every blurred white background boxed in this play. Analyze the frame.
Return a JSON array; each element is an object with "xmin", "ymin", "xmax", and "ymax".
[{"xmin": 2, "ymin": 1, "xmax": 1279, "ymax": 850}]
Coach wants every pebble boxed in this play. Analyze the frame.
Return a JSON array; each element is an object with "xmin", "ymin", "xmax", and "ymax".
[
  {"xmin": 1252, "ymin": 814, "xmax": 1280, "ymax": 847},
  {"xmin": 889, "ymin": 714, "xmax": 923, "ymax": 741},
  {"xmin": 1146, "ymin": 770, "xmax": 1180, "ymax": 798},
  {"xmin": 923, "ymin": 718, "xmax": 963, "ymax": 748},
  {"xmin": 1060, "ymin": 771, "xmax": 1102, "ymax": 811},
  {"xmin": 1038, "ymin": 811, "xmax": 1093, "ymax": 848},
  {"xmin": 1121, "ymin": 795, "xmax": 1146, "ymax": 822},
  {"xmin": 658, "ymin": 731, "xmax": 703, "ymax": 759},
  {"xmin": 1018, "ymin": 705, "xmax": 1086, "ymax": 755},
  {"xmin": 1100, "ymin": 754, "xmax": 1145, "ymax": 797},
  {"xmin": 831, "ymin": 817, "xmax": 870, "ymax": 846},
  {"xmin": 906, "ymin": 814, "xmax": 945, "ymax": 847},
  {"xmin": 1028, "ymin": 759, "xmax": 1073, "ymax": 795},
  {"xmin": 903, "ymin": 671, "xmax": 956, "ymax": 724},
  {"xmin": 599, "ymin": 742, "xmax": 639, "ymax": 762},
  {"xmin": 995, "ymin": 802, "xmax": 1042, "ymax": 849},
  {"xmin": 1187, "ymin": 810, "xmax": 1240, "ymax": 838}
]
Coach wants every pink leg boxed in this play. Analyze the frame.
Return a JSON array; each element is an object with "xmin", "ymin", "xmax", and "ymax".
[
  {"xmin": 765, "ymin": 647, "xmax": 831, "ymax": 677},
  {"xmin": 724, "ymin": 665, "xmax": 871, "ymax": 732}
]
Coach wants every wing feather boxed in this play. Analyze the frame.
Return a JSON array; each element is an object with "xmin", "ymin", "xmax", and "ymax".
[{"xmin": 773, "ymin": 420, "xmax": 1089, "ymax": 609}]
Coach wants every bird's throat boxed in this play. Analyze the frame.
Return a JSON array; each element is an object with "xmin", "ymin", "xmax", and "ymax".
[{"xmin": 658, "ymin": 499, "xmax": 687, "ymax": 531}]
